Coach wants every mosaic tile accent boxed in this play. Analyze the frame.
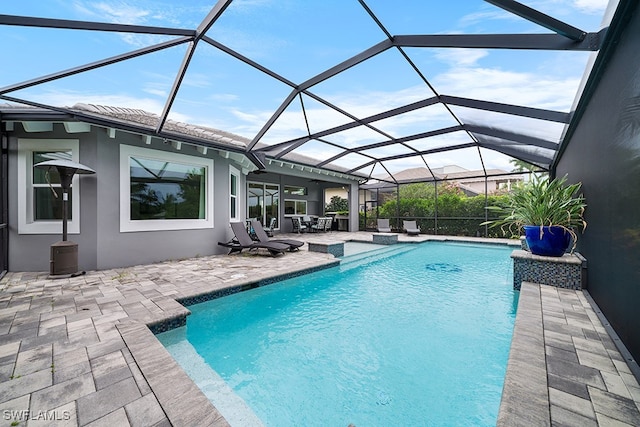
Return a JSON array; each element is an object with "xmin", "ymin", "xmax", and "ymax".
[
  {"xmin": 148, "ymin": 315, "xmax": 187, "ymax": 334},
  {"xmin": 174, "ymin": 261, "xmax": 339, "ymax": 308},
  {"xmin": 511, "ymin": 249, "xmax": 586, "ymax": 290},
  {"xmin": 372, "ymin": 234, "xmax": 398, "ymax": 245},
  {"xmin": 308, "ymin": 242, "xmax": 345, "ymax": 257}
]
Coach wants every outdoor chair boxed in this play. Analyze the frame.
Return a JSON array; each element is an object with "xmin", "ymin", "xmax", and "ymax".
[
  {"xmin": 250, "ymin": 219, "xmax": 304, "ymax": 251},
  {"xmin": 403, "ymin": 220, "xmax": 421, "ymax": 236},
  {"xmin": 324, "ymin": 216, "xmax": 333, "ymax": 232},
  {"xmin": 292, "ymin": 217, "xmax": 307, "ymax": 233},
  {"xmin": 311, "ymin": 217, "xmax": 326, "ymax": 232},
  {"xmin": 377, "ymin": 218, "xmax": 392, "ymax": 233},
  {"xmin": 218, "ymin": 222, "xmax": 289, "ymax": 256}
]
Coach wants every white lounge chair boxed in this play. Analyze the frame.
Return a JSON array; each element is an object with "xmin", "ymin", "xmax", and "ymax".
[
  {"xmin": 377, "ymin": 218, "xmax": 392, "ymax": 233},
  {"xmin": 403, "ymin": 220, "xmax": 420, "ymax": 236}
]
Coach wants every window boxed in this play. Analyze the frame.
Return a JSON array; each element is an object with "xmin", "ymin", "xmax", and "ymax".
[
  {"xmin": 248, "ymin": 182, "xmax": 279, "ymax": 227},
  {"xmin": 229, "ymin": 165, "xmax": 240, "ymax": 221},
  {"xmin": 284, "ymin": 199, "xmax": 307, "ymax": 216},
  {"xmin": 120, "ymin": 145, "xmax": 213, "ymax": 232},
  {"xmin": 284, "ymin": 185, "xmax": 307, "ymax": 196},
  {"xmin": 18, "ymin": 139, "xmax": 80, "ymax": 234}
]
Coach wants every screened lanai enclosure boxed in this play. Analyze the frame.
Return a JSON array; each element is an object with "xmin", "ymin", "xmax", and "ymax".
[
  {"xmin": 0, "ymin": 1, "xmax": 608, "ymax": 181},
  {"xmin": 3, "ymin": 1, "xmax": 640, "ymax": 363}
]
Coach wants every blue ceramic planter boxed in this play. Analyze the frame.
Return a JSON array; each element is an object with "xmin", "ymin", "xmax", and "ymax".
[{"xmin": 523, "ymin": 225, "xmax": 571, "ymax": 257}]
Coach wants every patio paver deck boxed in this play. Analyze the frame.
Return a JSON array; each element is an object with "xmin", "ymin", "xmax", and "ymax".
[{"xmin": 1, "ymin": 231, "xmax": 638, "ymax": 426}]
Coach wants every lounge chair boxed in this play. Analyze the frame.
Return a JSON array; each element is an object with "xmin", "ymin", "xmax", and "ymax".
[
  {"xmin": 377, "ymin": 218, "xmax": 392, "ymax": 233},
  {"xmin": 218, "ymin": 222, "xmax": 289, "ymax": 256},
  {"xmin": 250, "ymin": 219, "xmax": 304, "ymax": 251},
  {"xmin": 403, "ymin": 220, "xmax": 421, "ymax": 236}
]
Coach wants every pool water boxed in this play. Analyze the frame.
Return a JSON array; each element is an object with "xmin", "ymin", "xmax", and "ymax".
[{"xmin": 159, "ymin": 241, "xmax": 517, "ymax": 426}]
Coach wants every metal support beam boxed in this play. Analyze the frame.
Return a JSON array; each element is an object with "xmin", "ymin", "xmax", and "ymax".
[
  {"xmin": 0, "ymin": 14, "xmax": 195, "ymax": 36},
  {"xmin": 441, "ymin": 95, "xmax": 570, "ymax": 123},
  {"xmin": 156, "ymin": 40, "xmax": 198, "ymax": 133},
  {"xmin": 346, "ymin": 142, "xmax": 478, "ymax": 174},
  {"xmin": 256, "ymin": 96, "xmax": 440, "ymax": 157},
  {"xmin": 0, "ymin": 37, "xmax": 191, "ymax": 95},
  {"xmin": 196, "ymin": 0, "xmax": 232, "ymax": 39},
  {"xmin": 393, "ymin": 33, "xmax": 599, "ymax": 51},
  {"xmin": 484, "ymin": 0, "xmax": 586, "ymax": 41},
  {"xmin": 298, "ymin": 40, "xmax": 392, "ymax": 91},
  {"xmin": 463, "ymin": 124, "xmax": 559, "ymax": 150}
]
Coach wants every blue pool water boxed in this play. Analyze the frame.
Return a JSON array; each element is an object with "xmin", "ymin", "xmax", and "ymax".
[{"xmin": 159, "ymin": 241, "xmax": 518, "ymax": 426}]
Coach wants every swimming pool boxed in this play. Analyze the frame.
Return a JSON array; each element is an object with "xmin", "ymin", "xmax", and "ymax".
[{"xmin": 159, "ymin": 241, "xmax": 517, "ymax": 426}]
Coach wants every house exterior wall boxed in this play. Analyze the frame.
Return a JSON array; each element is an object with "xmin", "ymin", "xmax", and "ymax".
[
  {"xmin": 555, "ymin": 2, "xmax": 640, "ymax": 361},
  {"xmin": 6, "ymin": 120, "xmax": 358, "ymax": 271},
  {"xmin": 8, "ymin": 124, "xmax": 100, "ymax": 272},
  {"xmin": 7, "ymin": 124, "xmax": 244, "ymax": 271}
]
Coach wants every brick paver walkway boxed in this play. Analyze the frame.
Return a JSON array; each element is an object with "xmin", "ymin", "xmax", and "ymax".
[{"xmin": 1, "ymin": 232, "xmax": 638, "ymax": 426}]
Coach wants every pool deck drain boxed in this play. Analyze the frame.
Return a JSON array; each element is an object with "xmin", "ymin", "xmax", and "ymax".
[{"xmin": 0, "ymin": 231, "xmax": 637, "ymax": 426}]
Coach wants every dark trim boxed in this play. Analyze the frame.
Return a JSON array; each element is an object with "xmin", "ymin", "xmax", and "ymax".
[{"xmin": 0, "ymin": 121, "xmax": 8, "ymax": 276}]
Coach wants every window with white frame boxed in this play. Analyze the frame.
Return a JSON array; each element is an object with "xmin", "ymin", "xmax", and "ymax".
[
  {"xmin": 284, "ymin": 199, "xmax": 307, "ymax": 216},
  {"xmin": 229, "ymin": 165, "xmax": 240, "ymax": 221},
  {"xmin": 18, "ymin": 139, "xmax": 81, "ymax": 234},
  {"xmin": 120, "ymin": 145, "xmax": 213, "ymax": 232}
]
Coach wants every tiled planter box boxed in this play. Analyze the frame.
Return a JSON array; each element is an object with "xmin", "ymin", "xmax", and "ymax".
[
  {"xmin": 372, "ymin": 233, "xmax": 398, "ymax": 245},
  {"xmin": 511, "ymin": 249, "xmax": 587, "ymax": 290},
  {"xmin": 308, "ymin": 241, "xmax": 344, "ymax": 257}
]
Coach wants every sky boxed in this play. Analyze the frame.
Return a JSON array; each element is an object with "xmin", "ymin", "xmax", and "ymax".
[{"xmin": 0, "ymin": 0, "xmax": 611, "ymax": 176}]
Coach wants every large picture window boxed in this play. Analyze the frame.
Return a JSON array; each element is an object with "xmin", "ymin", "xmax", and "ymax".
[
  {"xmin": 18, "ymin": 139, "xmax": 81, "ymax": 234},
  {"xmin": 120, "ymin": 145, "xmax": 213, "ymax": 232}
]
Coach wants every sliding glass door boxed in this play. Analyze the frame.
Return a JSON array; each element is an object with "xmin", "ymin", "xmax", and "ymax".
[{"xmin": 247, "ymin": 182, "xmax": 279, "ymax": 228}]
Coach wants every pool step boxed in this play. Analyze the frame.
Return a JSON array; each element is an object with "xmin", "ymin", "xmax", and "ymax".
[{"xmin": 339, "ymin": 243, "xmax": 415, "ymax": 271}]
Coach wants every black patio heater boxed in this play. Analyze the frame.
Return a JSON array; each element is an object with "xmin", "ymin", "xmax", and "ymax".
[{"xmin": 34, "ymin": 159, "xmax": 95, "ymax": 278}]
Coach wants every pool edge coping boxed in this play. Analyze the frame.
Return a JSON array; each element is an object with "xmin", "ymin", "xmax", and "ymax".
[
  {"xmin": 498, "ymin": 282, "xmax": 640, "ymax": 426},
  {"xmin": 116, "ymin": 257, "xmax": 340, "ymax": 426}
]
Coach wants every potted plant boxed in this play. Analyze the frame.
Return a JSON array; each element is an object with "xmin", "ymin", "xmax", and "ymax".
[{"xmin": 483, "ymin": 174, "xmax": 587, "ymax": 257}]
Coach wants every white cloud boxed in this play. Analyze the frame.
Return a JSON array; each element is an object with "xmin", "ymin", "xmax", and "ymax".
[
  {"xmin": 434, "ymin": 66, "xmax": 579, "ymax": 111},
  {"xmin": 572, "ymin": 0, "xmax": 608, "ymax": 14},
  {"xmin": 434, "ymin": 49, "xmax": 489, "ymax": 67},
  {"xmin": 71, "ymin": 1, "xmax": 150, "ymax": 25},
  {"xmin": 458, "ymin": 10, "xmax": 521, "ymax": 28}
]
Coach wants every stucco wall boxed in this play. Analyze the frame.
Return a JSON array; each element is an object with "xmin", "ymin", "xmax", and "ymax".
[
  {"xmin": 7, "ymin": 122, "xmax": 358, "ymax": 271},
  {"xmin": 8, "ymin": 124, "xmax": 99, "ymax": 271},
  {"xmin": 555, "ymin": 3, "xmax": 640, "ymax": 360}
]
